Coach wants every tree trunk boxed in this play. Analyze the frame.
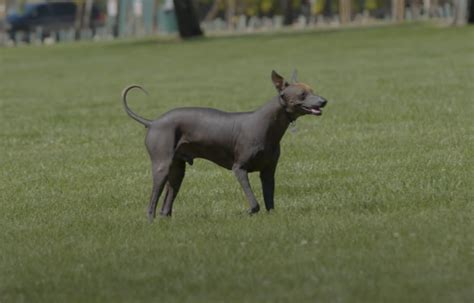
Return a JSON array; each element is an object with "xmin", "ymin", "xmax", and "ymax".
[
  {"xmin": 453, "ymin": 0, "xmax": 468, "ymax": 25},
  {"xmin": 358, "ymin": 0, "xmax": 366, "ymax": 14},
  {"xmin": 173, "ymin": 0, "xmax": 203, "ymax": 38},
  {"xmin": 114, "ymin": 0, "xmax": 120, "ymax": 37},
  {"xmin": 281, "ymin": 0, "xmax": 293, "ymax": 25},
  {"xmin": 204, "ymin": 0, "xmax": 223, "ymax": 22},
  {"xmin": 2, "ymin": 0, "xmax": 10, "ymax": 33},
  {"xmin": 469, "ymin": 0, "xmax": 474, "ymax": 23},
  {"xmin": 153, "ymin": 0, "xmax": 159, "ymax": 33},
  {"xmin": 339, "ymin": 0, "xmax": 351, "ymax": 23},
  {"xmin": 74, "ymin": 0, "xmax": 85, "ymax": 40},
  {"xmin": 83, "ymin": 0, "xmax": 94, "ymax": 29},
  {"xmin": 226, "ymin": 0, "xmax": 236, "ymax": 29},
  {"xmin": 392, "ymin": 0, "xmax": 405, "ymax": 21},
  {"xmin": 423, "ymin": 0, "xmax": 431, "ymax": 18},
  {"xmin": 323, "ymin": 0, "xmax": 333, "ymax": 18}
]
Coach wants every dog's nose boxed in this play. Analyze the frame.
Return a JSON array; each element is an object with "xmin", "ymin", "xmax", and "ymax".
[{"xmin": 319, "ymin": 98, "xmax": 328, "ymax": 108}]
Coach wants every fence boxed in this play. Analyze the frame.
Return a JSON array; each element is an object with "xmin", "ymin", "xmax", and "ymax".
[{"xmin": 0, "ymin": 0, "xmax": 469, "ymax": 46}]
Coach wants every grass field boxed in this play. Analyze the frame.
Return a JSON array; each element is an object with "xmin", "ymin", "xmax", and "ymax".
[{"xmin": 0, "ymin": 23, "xmax": 473, "ymax": 302}]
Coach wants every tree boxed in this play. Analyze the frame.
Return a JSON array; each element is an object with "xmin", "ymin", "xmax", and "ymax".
[
  {"xmin": 74, "ymin": 0, "xmax": 84, "ymax": 39},
  {"xmin": 469, "ymin": 0, "xmax": 474, "ymax": 23},
  {"xmin": 280, "ymin": 0, "xmax": 294, "ymax": 25},
  {"xmin": 74, "ymin": 0, "xmax": 94, "ymax": 39},
  {"xmin": 323, "ymin": 0, "xmax": 333, "ymax": 19},
  {"xmin": 391, "ymin": 0, "xmax": 405, "ymax": 21},
  {"xmin": 358, "ymin": 0, "xmax": 366, "ymax": 14},
  {"xmin": 1, "ymin": 0, "xmax": 11, "ymax": 34},
  {"xmin": 453, "ymin": 0, "xmax": 468, "ymax": 25},
  {"xmin": 83, "ymin": 0, "xmax": 94, "ymax": 29},
  {"xmin": 339, "ymin": 0, "xmax": 351, "ymax": 23},
  {"xmin": 225, "ymin": 0, "xmax": 236, "ymax": 29},
  {"xmin": 204, "ymin": 0, "xmax": 223, "ymax": 22},
  {"xmin": 173, "ymin": 0, "xmax": 204, "ymax": 38}
]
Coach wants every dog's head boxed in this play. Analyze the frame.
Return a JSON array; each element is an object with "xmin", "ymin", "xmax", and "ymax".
[{"xmin": 271, "ymin": 70, "xmax": 328, "ymax": 119}]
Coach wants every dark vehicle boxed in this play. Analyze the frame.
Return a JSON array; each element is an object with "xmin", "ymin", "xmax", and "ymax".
[{"xmin": 6, "ymin": 1, "xmax": 103, "ymax": 41}]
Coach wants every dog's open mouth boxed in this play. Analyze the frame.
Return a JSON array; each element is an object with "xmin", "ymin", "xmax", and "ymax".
[{"xmin": 302, "ymin": 106, "xmax": 322, "ymax": 116}]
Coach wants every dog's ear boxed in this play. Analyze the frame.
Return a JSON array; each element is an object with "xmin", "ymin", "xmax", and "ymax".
[
  {"xmin": 271, "ymin": 70, "xmax": 289, "ymax": 92},
  {"xmin": 290, "ymin": 69, "xmax": 298, "ymax": 83}
]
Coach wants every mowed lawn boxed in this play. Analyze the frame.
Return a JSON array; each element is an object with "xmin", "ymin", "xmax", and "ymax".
[{"xmin": 0, "ymin": 24, "xmax": 473, "ymax": 302}]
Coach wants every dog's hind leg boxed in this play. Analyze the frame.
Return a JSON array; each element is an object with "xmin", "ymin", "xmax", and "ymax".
[
  {"xmin": 145, "ymin": 128, "xmax": 176, "ymax": 222},
  {"xmin": 147, "ymin": 160, "xmax": 172, "ymax": 222},
  {"xmin": 160, "ymin": 160, "xmax": 186, "ymax": 217}
]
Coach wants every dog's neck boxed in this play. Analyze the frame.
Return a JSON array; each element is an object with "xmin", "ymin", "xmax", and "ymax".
[
  {"xmin": 278, "ymin": 93, "xmax": 296, "ymax": 123},
  {"xmin": 254, "ymin": 96, "xmax": 293, "ymax": 144}
]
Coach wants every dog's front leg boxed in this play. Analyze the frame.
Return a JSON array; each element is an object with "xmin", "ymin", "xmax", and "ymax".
[
  {"xmin": 260, "ymin": 166, "xmax": 276, "ymax": 211},
  {"xmin": 233, "ymin": 166, "xmax": 260, "ymax": 214}
]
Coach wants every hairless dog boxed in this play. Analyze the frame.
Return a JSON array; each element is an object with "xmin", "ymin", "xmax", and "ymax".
[{"xmin": 122, "ymin": 70, "xmax": 328, "ymax": 221}]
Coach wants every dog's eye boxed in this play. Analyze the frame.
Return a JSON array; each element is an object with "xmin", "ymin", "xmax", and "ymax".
[{"xmin": 299, "ymin": 93, "xmax": 306, "ymax": 100}]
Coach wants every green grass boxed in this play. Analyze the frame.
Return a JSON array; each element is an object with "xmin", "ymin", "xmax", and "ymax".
[{"xmin": 1, "ymin": 23, "xmax": 473, "ymax": 302}]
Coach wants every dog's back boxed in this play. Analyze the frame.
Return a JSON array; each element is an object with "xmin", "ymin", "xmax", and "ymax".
[{"xmin": 146, "ymin": 107, "xmax": 253, "ymax": 170}]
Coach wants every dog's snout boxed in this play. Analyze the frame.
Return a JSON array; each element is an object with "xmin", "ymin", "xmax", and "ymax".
[{"xmin": 318, "ymin": 97, "xmax": 328, "ymax": 108}]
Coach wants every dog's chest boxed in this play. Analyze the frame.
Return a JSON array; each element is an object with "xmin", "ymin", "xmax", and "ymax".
[{"xmin": 244, "ymin": 145, "xmax": 280, "ymax": 172}]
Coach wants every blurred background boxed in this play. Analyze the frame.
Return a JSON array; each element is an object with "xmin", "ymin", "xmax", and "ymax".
[{"xmin": 0, "ymin": 0, "xmax": 473, "ymax": 45}]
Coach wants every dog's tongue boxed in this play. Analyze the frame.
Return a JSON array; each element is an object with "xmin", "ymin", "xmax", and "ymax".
[{"xmin": 311, "ymin": 108, "xmax": 321, "ymax": 115}]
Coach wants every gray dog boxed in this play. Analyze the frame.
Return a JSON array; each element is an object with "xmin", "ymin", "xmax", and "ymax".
[{"xmin": 122, "ymin": 70, "xmax": 328, "ymax": 221}]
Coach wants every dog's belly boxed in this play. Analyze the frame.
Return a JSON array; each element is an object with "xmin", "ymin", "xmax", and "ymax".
[
  {"xmin": 175, "ymin": 142, "xmax": 235, "ymax": 170},
  {"xmin": 175, "ymin": 141, "xmax": 278, "ymax": 173}
]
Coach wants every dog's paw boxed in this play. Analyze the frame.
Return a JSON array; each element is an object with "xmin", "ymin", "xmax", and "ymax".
[
  {"xmin": 147, "ymin": 216, "xmax": 154, "ymax": 223},
  {"xmin": 266, "ymin": 207, "xmax": 275, "ymax": 213},
  {"xmin": 248, "ymin": 204, "xmax": 260, "ymax": 215}
]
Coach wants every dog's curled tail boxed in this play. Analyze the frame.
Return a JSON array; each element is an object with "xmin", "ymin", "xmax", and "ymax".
[{"xmin": 122, "ymin": 85, "xmax": 152, "ymax": 128}]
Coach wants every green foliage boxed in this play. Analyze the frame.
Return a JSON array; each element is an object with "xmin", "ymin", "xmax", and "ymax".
[
  {"xmin": 0, "ymin": 24, "xmax": 473, "ymax": 302},
  {"xmin": 313, "ymin": 0, "xmax": 325, "ymax": 14},
  {"xmin": 366, "ymin": 0, "xmax": 379, "ymax": 10}
]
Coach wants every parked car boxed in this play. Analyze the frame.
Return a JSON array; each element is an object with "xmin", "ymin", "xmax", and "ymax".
[{"xmin": 6, "ymin": 1, "xmax": 104, "ymax": 41}]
